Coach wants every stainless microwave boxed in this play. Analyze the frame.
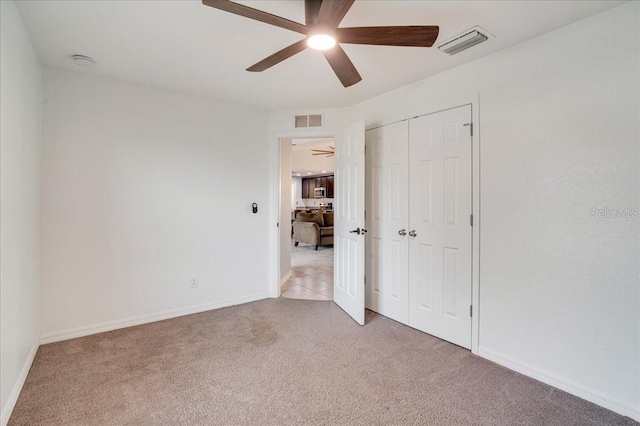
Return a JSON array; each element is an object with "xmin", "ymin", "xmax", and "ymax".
[{"xmin": 314, "ymin": 187, "xmax": 327, "ymax": 198}]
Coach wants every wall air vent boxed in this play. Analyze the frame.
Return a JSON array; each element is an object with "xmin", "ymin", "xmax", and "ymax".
[
  {"xmin": 437, "ymin": 27, "xmax": 492, "ymax": 55},
  {"xmin": 294, "ymin": 114, "xmax": 323, "ymax": 128}
]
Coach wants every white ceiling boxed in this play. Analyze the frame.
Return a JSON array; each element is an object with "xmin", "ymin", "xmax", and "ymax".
[
  {"xmin": 292, "ymin": 138, "xmax": 334, "ymax": 176},
  {"xmin": 292, "ymin": 138, "xmax": 333, "ymax": 150},
  {"xmin": 17, "ymin": 0, "xmax": 625, "ymax": 111}
]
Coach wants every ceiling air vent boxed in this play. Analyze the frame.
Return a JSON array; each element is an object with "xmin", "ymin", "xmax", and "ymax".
[
  {"xmin": 295, "ymin": 114, "xmax": 323, "ymax": 128},
  {"xmin": 437, "ymin": 27, "xmax": 491, "ymax": 55}
]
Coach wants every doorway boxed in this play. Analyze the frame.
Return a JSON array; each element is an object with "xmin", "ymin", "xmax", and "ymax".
[{"xmin": 279, "ymin": 137, "xmax": 335, "ymax": 301}]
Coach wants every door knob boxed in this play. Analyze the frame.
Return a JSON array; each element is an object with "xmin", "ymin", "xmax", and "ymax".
[
  {"xmin": 398, "ymin": 229, "xmax": 407, "ymax": 236},
  {"xmin": 350, "ymin": 228, "xmax": 361, "ymax": 235},
  {"xmin": 409, "ymin": 230, "xmax": 417, "ymax": 237}
]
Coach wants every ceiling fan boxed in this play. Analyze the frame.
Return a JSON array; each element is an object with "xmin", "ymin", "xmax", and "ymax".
[{"xmin": 202, "ymin": 0, "xmax": 439, "ymax": 87}]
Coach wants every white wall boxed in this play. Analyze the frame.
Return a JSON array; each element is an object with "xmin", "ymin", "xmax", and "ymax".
[
  {"xmin": 0, "ymin": 1, "xmax": 43, "ymax": 423},
  {"xmin": 40, "ymin": 68, "xmax": 271, "ymax": 341},
  {"xmin": 352, "ymin": 3, "xmax": 640, "ymax": 418},
  {"xmin": 270, "ymin": 2, "xmax": 640, "ymax": 419},
  {"xmin": 292, "ymin": 176, "xmax": 303, "ymax": 208},
  {"xmin": 476, "ymin": 6, "xmax": 639, "ymax": 416}
]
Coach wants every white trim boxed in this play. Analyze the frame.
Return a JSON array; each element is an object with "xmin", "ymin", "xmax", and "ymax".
[
  {"xmin": 1, "ymin": 339, "xmax": 39, "ymax": 426},
  {"xmin": 478, "ymin": 346, "xmax": 640, "ymax": 422},
  {"xmin": 280, "ymin": 270, "xmax": 292, "ymax": 286},
  {"xmin": 39, "ymin": 293, "xmax": 270, "ymax": 344},
  {"xmin": 470, "ymin": 94, "xmax": 481, "ymax": 355}
]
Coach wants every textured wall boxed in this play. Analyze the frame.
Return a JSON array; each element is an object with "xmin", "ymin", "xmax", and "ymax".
[{"xmin": 478, "ymin": 10, "xmax": 639, "ymax": 412}]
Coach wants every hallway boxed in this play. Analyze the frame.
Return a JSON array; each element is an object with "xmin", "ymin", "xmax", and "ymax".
[{"xmin": 281, "ymin": 242, "xmax": 333, "ymax": 300}]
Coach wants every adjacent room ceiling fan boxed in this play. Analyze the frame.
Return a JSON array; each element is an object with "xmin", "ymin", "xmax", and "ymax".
[
  {"xmin": 202, "ymin": 0, "xmax": 439, "ymax": 87},
  {"xmin": 312, "ymin": 146, "xmax": 334, "ymax": 157}
]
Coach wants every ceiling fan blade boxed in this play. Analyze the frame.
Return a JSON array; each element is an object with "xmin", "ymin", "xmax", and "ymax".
[
  {"xmin": 312, "ymin": 149, "xmax": 334, "ymax": 157},
  {"xmin": 305, "ymin": 0, "xmax": 323, "ymax": 26},
  {"xmin": 247, "ymin": 40, "xmax": 308, "ymax": 72},
  {"xmin": 317, "ymin": 0, "xmax": 355, "ymax": 27},
  {"xmin": 323, "ymin": 44, "xmax": 362, "ymax": 87},
  {"xmin": 336, "ymin": 26, "xmax": 440, "ymax": 47},
  {"xmin": 202, "ymin": 0, "xmax": 308, "ymax": 34}
]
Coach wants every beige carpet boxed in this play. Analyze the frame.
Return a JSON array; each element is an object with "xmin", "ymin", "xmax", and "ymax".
[{"xmin": 9, "ymin": 299, "xmax": 637, "ymax": 425}]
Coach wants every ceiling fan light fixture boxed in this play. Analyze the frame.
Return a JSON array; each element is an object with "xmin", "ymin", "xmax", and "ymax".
[
  {"xmin": 202, "ymin": 0, "xmax": 440, "ymax": 87},
  {"xmin": 307, "ymin": 34, "xmax": 336, "ymax": 51}
]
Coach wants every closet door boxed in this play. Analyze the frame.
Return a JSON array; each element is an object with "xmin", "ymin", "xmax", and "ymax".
[
  {"xmin": 408, "ymin": 105, "xmax": 473, "ymax": 349},
  {"xmin": 365, "ymin": 121, "xmax": 409, "ymax": 324}
]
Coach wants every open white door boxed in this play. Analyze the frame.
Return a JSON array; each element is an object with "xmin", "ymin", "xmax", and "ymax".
[{"xmin": 334, "ymin": 120, "xmax": 366, "ymax": 325}]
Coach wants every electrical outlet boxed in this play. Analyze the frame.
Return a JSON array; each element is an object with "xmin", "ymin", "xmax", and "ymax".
[{"xmin": 190, "ymin": 276, "xmax": 198, "ymax": 288}]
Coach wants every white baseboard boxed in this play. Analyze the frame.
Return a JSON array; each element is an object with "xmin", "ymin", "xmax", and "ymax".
[
  {"xmin": 478, "ymin": 346, "xmax": 640, "ymax": 422},
  {"xmin": 1, "ymin": 339, "xmax": 39, "ymax": 426},
  {"xmin": 280, "ymin": 270, "xmax": 292, "ymax": 286},
  {"xmin": 40, "ymin": 292, "xmax": 270, "ymax": 345}
]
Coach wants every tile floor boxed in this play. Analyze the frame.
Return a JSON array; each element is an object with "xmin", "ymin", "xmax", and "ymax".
[{"xmin": 281, "ymin": 241, "xmax": 333, "ymax": 301}]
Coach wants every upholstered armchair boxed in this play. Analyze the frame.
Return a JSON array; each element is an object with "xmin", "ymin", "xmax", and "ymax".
[{"xmin": 293, "ymin": 212, "xmax": 334, "ymax": 250}]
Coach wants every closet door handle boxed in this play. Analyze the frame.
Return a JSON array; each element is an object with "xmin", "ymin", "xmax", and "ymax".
[
  {"xmin": 398, "ymin": 229, "xmax": 407, "ymax": 236},
  {"xmin": 408, "ymin": 230, "xmax": 417, "ymax": 237}
]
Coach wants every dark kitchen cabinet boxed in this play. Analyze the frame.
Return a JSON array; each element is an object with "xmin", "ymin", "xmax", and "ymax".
[
  {"xmin": 302, "ymin": 178, "xmax": 315, "ymax": 198},
  {"xmin": 326, "ymin": 175, "xmax": 334, "ymax": 198},
  {"xmin": 315, "ymin": 176, "xmax": 327, "ymax": 189},
  {"xmin": 301, "ymin": 175, "xmax": 334, "ymax": 198}
]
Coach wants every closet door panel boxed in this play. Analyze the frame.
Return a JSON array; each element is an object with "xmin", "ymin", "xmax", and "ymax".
[
  {"xmin": 365, "ymin": 121, "xmax": 409, "ymax": 324},
  {"xmin": 408, "ymin": 105, "xmax": 473, "ymax": 349}
]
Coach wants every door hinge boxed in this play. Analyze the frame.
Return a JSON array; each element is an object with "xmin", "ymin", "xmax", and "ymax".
[
  {"xmin": 470, "ymin": 305, "xmax": 473, "ymax": 317},
  {"xmin": 470, "ymin": 214, "xmax": 473, "ymax": 226},
  {"xmin": 364, "ymin": 275, "xmax": 366, "ymax": 285},
  {"xmin": 463, "ymin": 122, "xmax": 473, "ymax": 136}
]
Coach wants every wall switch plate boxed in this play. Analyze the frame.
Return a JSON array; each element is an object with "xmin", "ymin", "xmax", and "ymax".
[{"xmin": 190, "ymin": 276, "xmax": 198, "ymax": 288}]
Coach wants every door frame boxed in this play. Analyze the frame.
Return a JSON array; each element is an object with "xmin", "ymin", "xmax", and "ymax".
[{"xmin": 269, "ymin": 129, "xmax": 336, "ymax": 299}]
